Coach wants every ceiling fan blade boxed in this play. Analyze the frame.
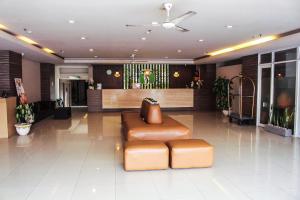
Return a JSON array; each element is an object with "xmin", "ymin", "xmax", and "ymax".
[
  {"xmin": 175, "ymin": 26, "xmax": 190, "ymax": 32},
  {"xmin": 125, "ymin": 24, "xmax": 151, "ymax": 27},
  {"xmin": 170, "ymin": 11, "xmax": 197, "ymax": 25},
  {"xmin": 125, "ymin": 23, "xmax": 161, "ymax": 28}
]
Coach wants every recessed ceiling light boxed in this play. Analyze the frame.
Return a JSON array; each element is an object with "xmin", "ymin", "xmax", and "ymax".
[
  {"xmin": 198, "ymin": 39, "xmax": 204, "ymax": 42},
  {"xmin": 225, "ymin": 25, "xmax": 233, "ymax": 29},
  {"xmin": 89, "ymin": 48, "xmax": 94, "ymax": 52},
  {"xmin": 177, "ymin": 49, "xmax": 182, "ymax": 53},
  {"xmin": 24, "ymin": 28, "xmax": 32, "ymax": 34},
  {"xmin": 141, "ymin": 37, "xmax": 146, "ymax": 41},
  {"xmin": 81, "ymin": 36, "xmax": 86, "ymax": 40},
  {"xmin": 68, "ymin": 20, "xmax": 75, "ymax": 24},
  {"xmin": 151, "ymin": 21, "xmax": 159, "ymax": 26}
]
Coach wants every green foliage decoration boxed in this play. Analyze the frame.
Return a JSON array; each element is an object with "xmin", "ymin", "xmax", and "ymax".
[
  {"xmin": 212, "ymin": 77, "xmax": 232, "ymax": 110},
  {"xmin": 16, "ymin": 103, "xmax": 35, "ymax": 124}
]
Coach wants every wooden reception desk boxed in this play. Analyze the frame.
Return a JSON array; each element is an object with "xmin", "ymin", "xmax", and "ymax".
[
  {"xmin": 0, "ymin": 97, "xmax": 16, "ymax": 138},
  {"xmin": 102, "ymin": 89, "xmax": 194, "ymax": 109}
]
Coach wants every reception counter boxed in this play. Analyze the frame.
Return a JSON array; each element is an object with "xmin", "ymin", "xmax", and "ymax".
[
  {"xmin": 102, "ymin": 89, "xmax": 193, "ymax": 109},
  {"xmin": 87, "ymin": 89, "xmax": 195, "ymax": 111},
  {"xmin": 0, "ymin": 97, "xmax": 16, "ymax": 138}
]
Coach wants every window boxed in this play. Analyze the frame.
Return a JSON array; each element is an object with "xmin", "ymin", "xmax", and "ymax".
[{"xmin": 274, "ymin": 48, "xmax": 297, "ymax": 62}]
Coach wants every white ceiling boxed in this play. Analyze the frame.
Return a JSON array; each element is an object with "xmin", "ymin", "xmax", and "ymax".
[{"xmin": 0, "ymin": 0, "xmax": 300, "ymax": 63}]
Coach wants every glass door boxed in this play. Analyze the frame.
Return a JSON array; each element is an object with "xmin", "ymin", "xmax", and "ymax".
[
  {"xmin": 257, "ymin": 65, "xmax": 272, "ymax": 126},
  {"xmin": 272, "ymin": 62, "xmax": 297, "ymax": 130},
  {"xmin": 258, "ymin": 48, "xmax": 299, "ymax": 135}
]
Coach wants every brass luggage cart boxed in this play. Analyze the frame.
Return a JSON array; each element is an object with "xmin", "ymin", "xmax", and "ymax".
[{"xmin": 228, "ymin": 74, "xmax": 256, "ymax": 125}]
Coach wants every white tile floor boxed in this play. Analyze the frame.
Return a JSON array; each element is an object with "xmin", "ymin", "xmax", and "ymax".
[{"xmin": 0, "ymin": 109, "xmax": 300, "ymax": 200}]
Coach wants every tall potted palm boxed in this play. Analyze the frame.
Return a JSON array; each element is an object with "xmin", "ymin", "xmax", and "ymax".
[{"xmin": 213, "ymin": 77, "xmax": 232, "ymax": 116}]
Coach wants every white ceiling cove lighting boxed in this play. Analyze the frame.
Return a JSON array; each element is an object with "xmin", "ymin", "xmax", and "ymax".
[
  {"xmin": 81, "ymin": 36, "xmax": 86, "ymax": 40},
  {"xmin": 177, "ymin": 49, "xmax": 182, "ymax": 53},
  {"xmin": 89, "ymin": 48, "xmax": 94, "ymax": 52},
  {"xmin": 141, "ymin": 37, "xmax": 146, "ymax": 41},
  {"xmin": 68, "ymin": 20, "xmax": 75, "ymax": 24},
  {"xmin": 208, "ymin": 35, "xmax": 278, "ymax": 56},
  {"xmin": 225, "ymin": 25, "xmax": 233, "ymax": 29},
  {"xmin": 198, "ymin": 39, "xmax": 204, "ymax": 42}
]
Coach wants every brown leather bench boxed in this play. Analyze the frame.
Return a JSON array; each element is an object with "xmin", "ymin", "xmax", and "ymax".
[
  {"xmin": 124, "ymin": 140, "xmax": 169, "ymax": 171},
  {"xmin": 121, "ymin": 98, "xmax": 191, "ymax": 141},
  {"xmin": 167, "ymin": 139, "xmax": 214, "ymax": 168}
]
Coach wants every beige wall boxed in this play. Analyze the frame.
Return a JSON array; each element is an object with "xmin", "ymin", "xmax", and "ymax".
[
  {"xmin": 216, "ymin": 64, "xmax": 241, "ymax": 79},
  {"xmin": 22, "ymin": 58, "xmax": 41, "ymax": 102},
  {"xmin": 216, "ymin": 64, "xmax": 242, "ymax": 113}
]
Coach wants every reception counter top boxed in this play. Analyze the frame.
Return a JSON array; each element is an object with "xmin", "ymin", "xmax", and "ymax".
[
  {"xmin": 87, "ymin": 88, "xmax": 215, "ymax": 111},
  {"xmin": 102, "ymin": 89, "xmax": 193, "ymax": 109}
]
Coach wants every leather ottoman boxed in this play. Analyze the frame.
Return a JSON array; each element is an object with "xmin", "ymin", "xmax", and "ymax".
[
  {"xmin": 167, "ymin": 139, "xmax": 213, "ymax": 169},
  {"xmin": 124, "ymin": 141, "xmax": 169, "ymax": 171}
]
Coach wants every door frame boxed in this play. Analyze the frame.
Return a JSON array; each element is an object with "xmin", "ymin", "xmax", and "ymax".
[
  {"xmin": 256, "ymin": 63, "xmax": 273, "ymax": 127},
  {"xmin": 257, "ymin": 47, "xmax": 300, "ymax": 137}
]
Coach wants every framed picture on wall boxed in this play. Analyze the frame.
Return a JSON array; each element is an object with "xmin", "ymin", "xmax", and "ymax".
[
  {"xmin": 14, "ymin": 78, "xmax": 25, "ymax": 96},
  {"xmin": 15, "ymin": 78, "xmax": 28, "ymax": 104}
]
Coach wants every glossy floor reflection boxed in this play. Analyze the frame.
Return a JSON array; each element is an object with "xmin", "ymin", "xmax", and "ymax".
[{"xmin": 0, "ymin": 109, "xmax": 300, "ymax": 200}]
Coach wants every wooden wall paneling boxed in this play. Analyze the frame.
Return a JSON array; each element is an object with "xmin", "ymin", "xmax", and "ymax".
[
  {"xmin": 0, "ymin": 51, "xmax": 22, "ymax": 97},
  {"xmin": 193, "ymin": 64, "xmax": 216, "ymax": 111},
  {"xmin": 169, "ymin": 65, "xmax": 196, "ymax": 88},
  {"xmin": 40, "ymin": 63, "xmax": 55, "ymax": 101},
  {"xmin": 93, "ymin": 65, "xmax": 123, "ymax": 89},
  {"xmin": 241, "ymin": 54, "xmax": 258, "ymax": 117}
]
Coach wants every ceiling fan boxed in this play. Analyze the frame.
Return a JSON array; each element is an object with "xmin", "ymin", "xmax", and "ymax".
[{"xmin": 126, "ymin": 2, "xmax": 196, "ymax": 32}]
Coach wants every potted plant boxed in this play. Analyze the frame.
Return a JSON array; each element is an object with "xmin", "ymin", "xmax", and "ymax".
[
  {"xmin": 265, "ymin": 105, "xmax": 294, "ymax": 137},
  {"xmin": 212, "ymin": 77, "xmax": 232, "ymax": 116},
  {"xmin": 15, "ymin": 103, "xmax": 35, "ymax": 136}
]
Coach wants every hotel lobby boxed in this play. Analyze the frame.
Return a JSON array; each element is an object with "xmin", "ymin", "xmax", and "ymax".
[{"xmin": 1, "ymin": 0, "xmax": 300, "ymax": 200}]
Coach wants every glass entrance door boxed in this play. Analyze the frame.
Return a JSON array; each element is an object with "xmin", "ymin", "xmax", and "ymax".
[
  {"xmin": 258, "ymin": 48, "xmax": 299, "ymax": 135},
  {"xmin": 258, "ymin": 65, "xmax": 272, "ymax": 125}
]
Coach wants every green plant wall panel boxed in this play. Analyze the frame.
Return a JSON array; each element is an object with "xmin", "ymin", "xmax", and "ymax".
[{"xmin": 123, "ymin": 64, "xmax": 169, "ymax": 89}]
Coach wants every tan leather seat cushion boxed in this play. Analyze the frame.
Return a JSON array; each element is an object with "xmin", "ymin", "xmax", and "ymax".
[
  {"xmin": 167, "ymin": 139, "xmax": 213, "ymax": 168},
  {"xmin": 124, "ymin": 115, "xmax": 191, "ymax": 141},
  {"xmin": 124, "ymin": 140, "xmax": 169, "ymax": 171}
]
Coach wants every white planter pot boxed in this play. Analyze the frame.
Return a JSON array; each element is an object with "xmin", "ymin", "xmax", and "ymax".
[
  {"xmin": 222, "ymin": 110, "xmax": 229, "ymax": 116},
  {"xmin": 264, "ymin": 124, "xmax": 292, "ymax": 137},
  {"xmin": 15, "ymin": 123, "xmax": 32, "ymax": 136}
]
